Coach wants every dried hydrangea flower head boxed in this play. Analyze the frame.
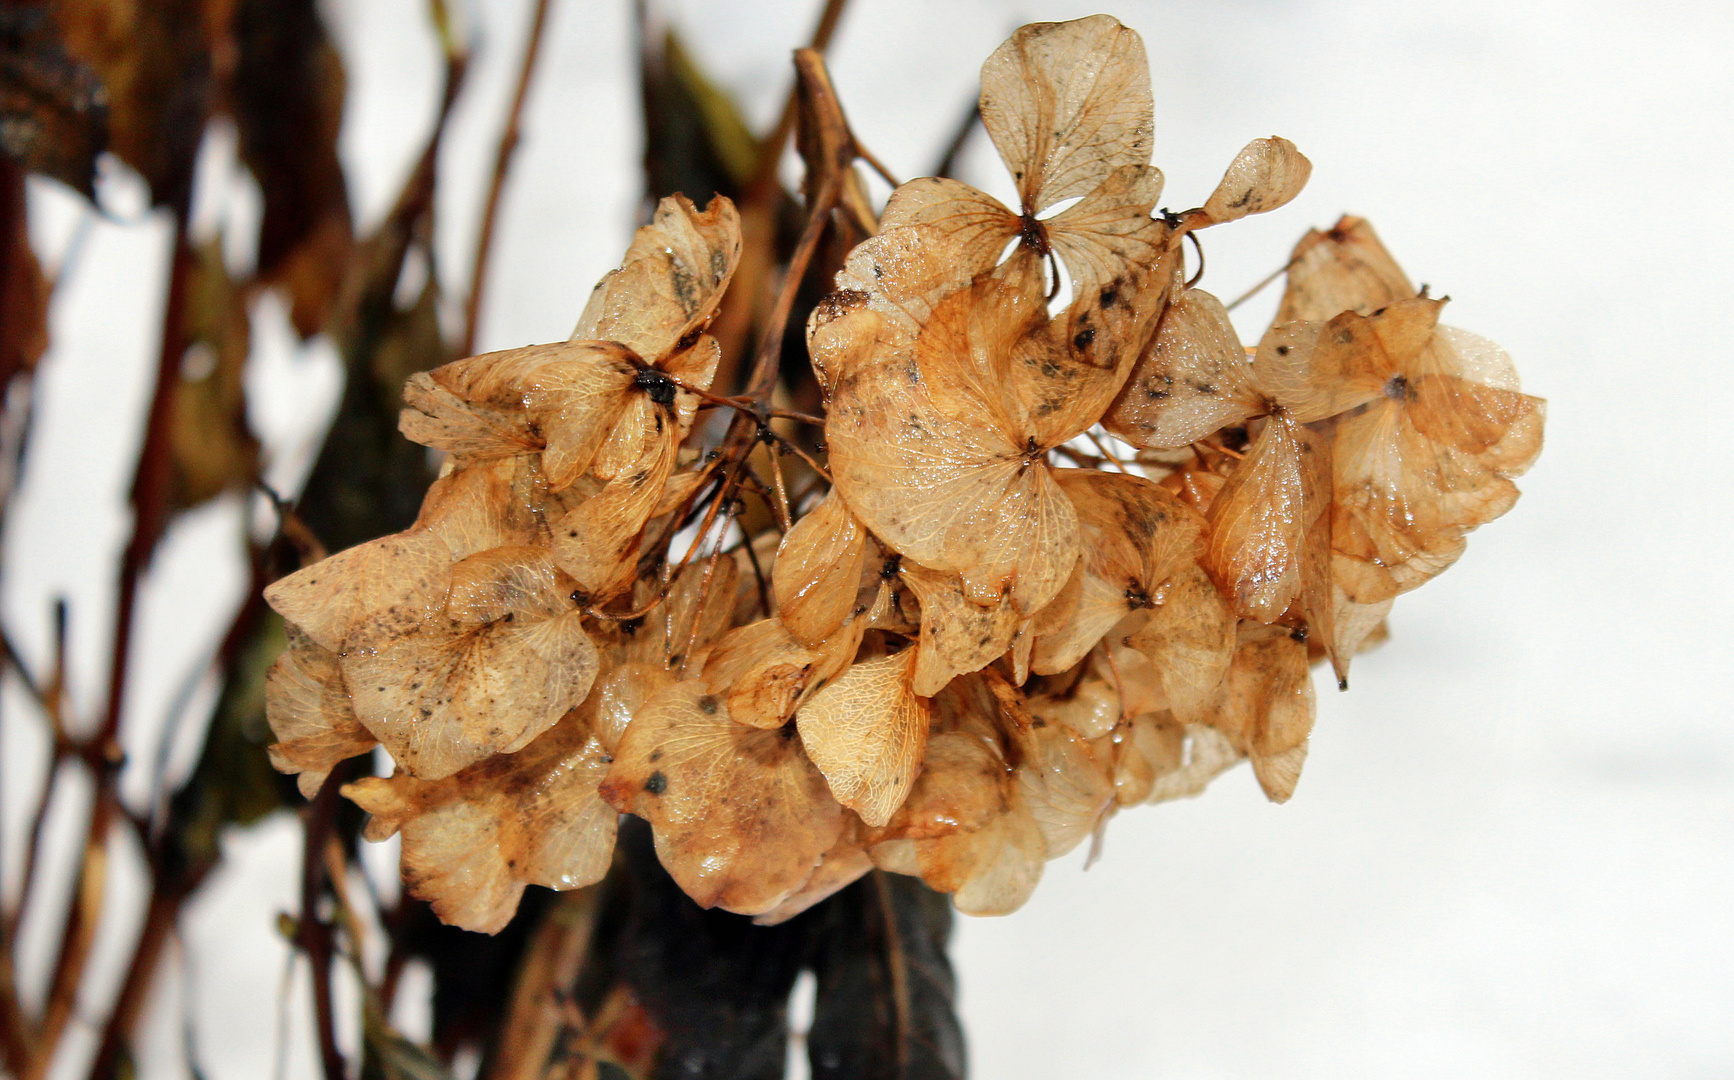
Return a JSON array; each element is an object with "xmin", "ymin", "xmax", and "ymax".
[{"xmin": 261, "ymin": 16, "xmax": 1542, "ymax": 932}]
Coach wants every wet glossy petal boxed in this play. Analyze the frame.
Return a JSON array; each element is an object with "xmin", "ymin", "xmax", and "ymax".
[{"xmin": 600, "ymin": 679, "xmax": 845, "ymax": 915}]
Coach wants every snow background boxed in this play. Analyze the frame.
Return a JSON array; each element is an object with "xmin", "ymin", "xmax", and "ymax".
[{"xmin": 4, "ymin": 0, "xmax": 1730, "ymax": 1076}]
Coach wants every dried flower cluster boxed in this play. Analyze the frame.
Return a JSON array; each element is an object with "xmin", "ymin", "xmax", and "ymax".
[{"xmin": 262, "ymin": 16, "xmax": 1542, "ymax": 932}]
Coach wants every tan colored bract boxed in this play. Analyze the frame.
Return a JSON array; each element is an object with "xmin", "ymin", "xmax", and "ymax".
[{"xmin": 261, "ymin": 15, "xmax": 1543, "ymax": 932}]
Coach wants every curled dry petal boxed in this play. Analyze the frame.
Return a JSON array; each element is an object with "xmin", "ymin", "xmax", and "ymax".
[
  {"xmin": 1032, "ymin": 469, "xmax": 1209, "ymax": 675},
  {"xmin": 902, "ymin": 565, "xmax": 1022, "ymax": 697},
  {"xmin": 413, "ymin": 455, "xmax": 554, "ymax": 561},
  {"xmin": 599, "ymin": 679, "xmax": 845, "ymax": 915},
  {"xmin": 265, "ymin": 626, "xmax": 377, "ymax": 798},
  {"xmin": 1105, "ymin": 287, "xmax": 1261, "ymax": 449},
  {"xmin": 1202, "ymin": 413, "xmax": 1332, "ymax": 628},
  {"xmin": 399, "ymin": 372, "xmax": 540, "ymax": 463},
  {"xmin": 1205, "ymin": 624, "xmax": 1316, "ymax": 802},
  {"xmin": 701, "ymin": 618, "xmax": 818, "ymax": 729},
  {"xmin": 551, "ymin": 416, "xmax": 678, "ymax": 603},
  {"xmin": 1122, "ymin": 562, "xmax": 1236, "ymax": 725},
  {"xmin": 1200, "ymin": 137, "xmax": 1312, "ymax": 225},
  {"xmin": 870, "ymin": 790, "xmax": 1045, "ymax": 917},
  {"xmin": 1144, "ymin": 723, "xmax": 1244, "ymax": 803},
  {"xmin": 796, "ymin": 647, "xmax": 930, "ymax": 828},
  {"xmin": 773, "ymin": 488, "xmax": 868, "ymax": 647},
  {"xmin": 344, "ymin": 714, "xmax": 615, "ymax": 934},
  {"xmin": 572, "ymin": 194, "xmax": 742, "ymax": 362},
  {"xmin": 978, "ymin": 15, "xmax": 1153, "ymax": 214},
  {"xmin": 1275, "ymin": 215, "xmax": 1414, "ymax": 324},
  {"xmin": 827, "ymin": 282, "xmax": 1083, "ymax": 614},
  {"xmin": 264, "ymin": 529, "xmax": 452, "ymax": 653},
  {"xmin": 751, "ymin": 840, "xmax": 875, "ymax": 926},
  {"xmin": 868, "ymin": 730, "xmax": 1006, "ymax": 844},
  {"xmin": 343, "ymin": 547, "xmax": 597, "ymax": 780},
  {"xmin": 582, "ymin": 661, "xmax": 674, "ymax": 752}
]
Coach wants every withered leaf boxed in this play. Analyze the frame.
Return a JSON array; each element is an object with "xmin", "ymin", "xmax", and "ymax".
[
  {"xmin": 344, "ymin": 713, "xmax": 615, "ymax": 934},
  {"xmin": 600, "ymin": 679, "xmax": 845, "ymax": 915},
  {"xmin": 170, "ymin": 239, "xmax": 259, "ymax": 507},
  {"xmin": 805, "ymin": 871, "xmax": 965, "ymax": 1080},
  {"xmin": 796, "ymin": 647, "xmax": 930, "ymax": 828},
  {"xmin": 58, "ymin": 0, "xmax": 207, "ymax": 207},
  {"xmin": 231, "ymin": 0, "xmax": 353, "ymax": 336},
  {"xmin": 0, "ymin": 5, "xmax": 107, "ymax": 196}
]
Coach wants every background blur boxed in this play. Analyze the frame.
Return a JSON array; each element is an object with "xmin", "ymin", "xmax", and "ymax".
[{"xmin": 4, "ymin": 0, "xmax": 1730, "ymax": 1077}]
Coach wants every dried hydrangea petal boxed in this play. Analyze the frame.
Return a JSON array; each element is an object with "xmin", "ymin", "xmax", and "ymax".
[
  {"xmin": 1200, "ymin": 137, "xmax": 1312, "ymax": 226},
  {"xmin": 599, "ymin": 679, "xmax": 844, "ymax": 915},
  {"xmin": 264, "ymin": 529, "xmax": 452, "ymax": 654},
  {"xmin": 978, "ymin": 14, "xmax": 1153, "ymax": 214},
  {"xmin": 796, "ymin": 647, "xmax": 929, "ymax": 828},
  {"xmin": 265, "ymin": 625, "xmax": 377, "ymax": 798},
  {"xmin": 344, "ymin": 714, "xmax": 615, "ymax": 934}
]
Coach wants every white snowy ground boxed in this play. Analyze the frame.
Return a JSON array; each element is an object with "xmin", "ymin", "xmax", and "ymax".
[{"xmin": 3, "ymin": 0, "xmax": 1730, "ymax": 1077}]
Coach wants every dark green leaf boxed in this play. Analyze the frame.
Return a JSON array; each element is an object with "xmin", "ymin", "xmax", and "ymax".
[{"xmin": 807, "ymin": 873, "xmax": 964, "ymax": 1080}]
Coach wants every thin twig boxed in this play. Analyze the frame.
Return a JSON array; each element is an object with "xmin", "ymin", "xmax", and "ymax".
[
  {"xmin": 744, "ymin": 0, "xmax": 853, "ymax": 195},
  {"xmin": 1223, "ymin": 228, "xmax": 1327, "ymax": 312},
  {"xmin": 298, "ymin": 773, "xmax": 347, "ymax": 1080},
  {"xmin": 461, "ymin": 0, "xmax": 555, "ymax": 356},
  {"xmin": 930, "ymin": 100, "xmax": 980, "ymax": 179}
]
